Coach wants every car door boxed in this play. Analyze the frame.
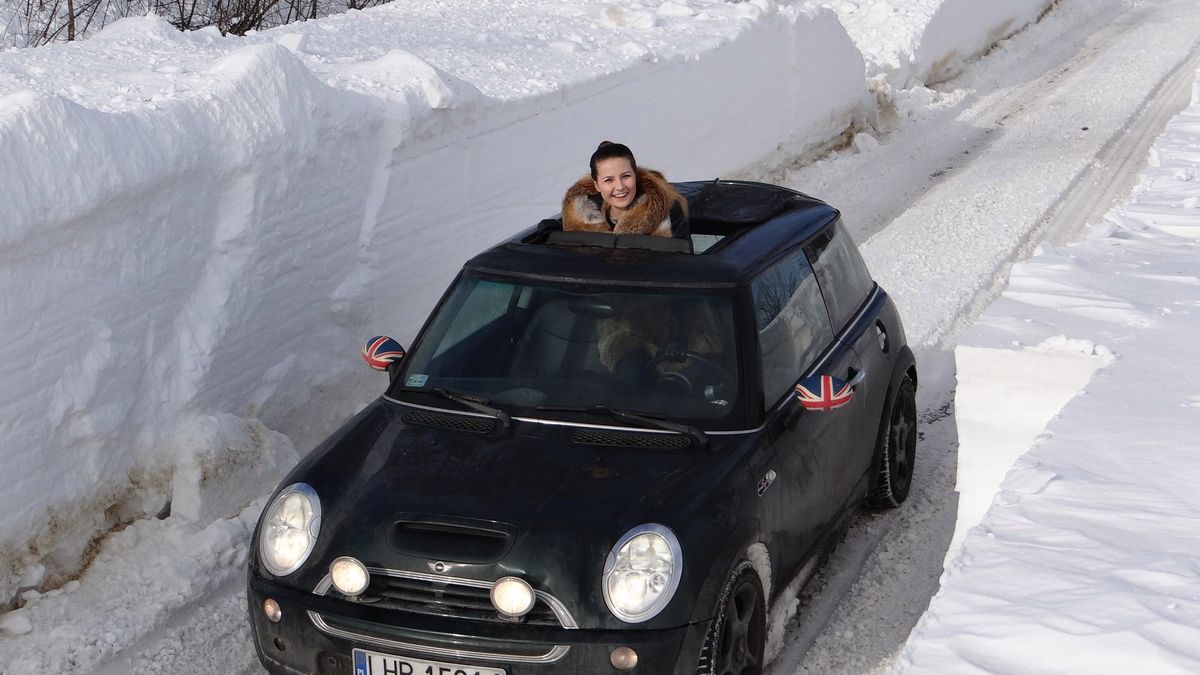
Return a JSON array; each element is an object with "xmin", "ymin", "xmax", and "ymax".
[
  {"xmin": 751, "ymin": 249, "xmax": 862, "ymax": 576},
  {"xmin": 807, "ymin": 222, "xmax": 890, "ymax": 489}
]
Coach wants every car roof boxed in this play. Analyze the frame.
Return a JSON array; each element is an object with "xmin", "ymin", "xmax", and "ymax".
[{"xmin": 463, "ymin": 180, "xmax": 841, "ymax": 288}]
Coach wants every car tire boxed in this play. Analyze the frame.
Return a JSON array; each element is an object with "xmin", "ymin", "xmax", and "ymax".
[
  {"xmin": 697, "ymin": 561, "xmax": 766, "ymax": 675},
  {"xmin": 866, "ymin": 375, "xmax": 917, "ymax": 508}
]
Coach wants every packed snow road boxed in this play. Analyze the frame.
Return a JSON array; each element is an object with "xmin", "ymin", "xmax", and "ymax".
[{"xmin": 750, "ymin": 0, "xmax": 1200, "ymax": 672}]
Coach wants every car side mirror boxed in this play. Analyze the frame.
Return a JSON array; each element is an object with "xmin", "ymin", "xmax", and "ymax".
[
  {"xmin": 362, "ymin": 336, "xmax": 406, "ymax": 380},
  {"xmin": 793, "ymin": 375, "xmax": 853, "ymax": 412}
]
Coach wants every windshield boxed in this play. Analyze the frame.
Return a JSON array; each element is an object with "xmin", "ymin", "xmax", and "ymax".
[{"xmin": 394, "ymin": 274, "xmax": 742, "ymax": 425}]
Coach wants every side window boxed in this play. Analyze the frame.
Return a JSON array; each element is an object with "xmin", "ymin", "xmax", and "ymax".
[
  {"xmin": 806, "ymin": 223, "xmax": 874, "ymax": 331},
  {"xmin": 752, "ymin": 251, "xmax": 835, "ymax": 405}
]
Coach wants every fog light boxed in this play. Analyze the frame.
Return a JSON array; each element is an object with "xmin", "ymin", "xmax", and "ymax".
[
  {"xmin": 490, "ymin": 577, "xmax": 536, "ymax": 617},
  {"xmin": 263, "ymin": 598, "xmax": 282, "ymax": 623},
  {"xmin": 610, "ymin": 646, "xmax": 638, "ymax": 670},
  {"xmin": 330, "ymin": 557, "xmax": 370, "ymax": 596}
]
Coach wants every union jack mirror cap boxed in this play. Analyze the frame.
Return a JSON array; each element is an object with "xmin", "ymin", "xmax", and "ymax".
[
  {"xmin": 362, "ymin": 335, "xmax": 405, "ymax": 371},
  {"xmin": 794, "ymin": 375, "xmax": 853, "ymax": 411}
]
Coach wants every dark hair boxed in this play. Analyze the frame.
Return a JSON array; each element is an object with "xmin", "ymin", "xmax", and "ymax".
[{"xmin": 589, "ymin": 141, "xmax": 637, "ymax": 179}]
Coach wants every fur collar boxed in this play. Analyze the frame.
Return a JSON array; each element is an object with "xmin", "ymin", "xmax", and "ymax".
[{"xmin": 561, "ymin": 167, "xmax": 685, "ymax": 236}]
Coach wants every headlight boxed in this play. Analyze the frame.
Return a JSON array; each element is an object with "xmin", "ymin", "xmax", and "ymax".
[
  {"xmin": 602, "ymin": 524, "xmax": 683, "ymax": 623},
  {"xmin": 259, "ymin": 483, "xmax": 322, "ymax": 576}
]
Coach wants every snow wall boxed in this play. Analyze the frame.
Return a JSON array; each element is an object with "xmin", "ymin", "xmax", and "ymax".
[
  {"xmin": 833, "ymin": 0, "xmax": 1053, "ymax": 88},
  {"xmin": 0, "ymin": 0, "xmax": 1049, "ymax": 604},
  {"xmin": 915, "ymin": 0, "xmax": 1054, "ymax": 85}
]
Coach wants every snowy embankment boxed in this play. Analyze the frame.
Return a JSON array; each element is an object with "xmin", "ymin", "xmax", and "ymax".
[
  {"xmin": 897, "ymin": 66, "xmax": 1200, "ymax": 674},
  {"xmin": 836, "ymin": 0, "xmax": 1051, "ymax": 92},
  {"xmin": 0, "ymin": 0, "xmax": 1053, "ymax": 664}
]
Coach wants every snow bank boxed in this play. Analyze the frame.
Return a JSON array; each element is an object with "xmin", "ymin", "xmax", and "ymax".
[
  {"xmin": 897, "ymin": 66, "xmax": 1200, "ymax": 674},
  {"xmin": 831, "ymin": 0, "xmax": 941, "ymax": 87},
  {"xmin": 171, "ymin": 415, "xmax": 298, "ymax": 523},
  {"xmin": 833, "ymin": 0, "xmax": 1053, "ymax": 89},
  {"xmin": 0, "ymin": 33, "xmax": 392, "ymax": 603},
  {"xmin": 914, "ymin": 0, "xmax": 1053, "ymax": 86},
  {"xmin": 949, "ymin": 338, "xmax": 1112, "ymax": 559},
  {"xmin": 0, "ymin": 500, "xmax": 264, "ymax": 673}
]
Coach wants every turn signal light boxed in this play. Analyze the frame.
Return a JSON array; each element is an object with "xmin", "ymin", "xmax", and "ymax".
[{"xmin": 610, "ymin": 646, "xmax": 638, "ymax": 670}]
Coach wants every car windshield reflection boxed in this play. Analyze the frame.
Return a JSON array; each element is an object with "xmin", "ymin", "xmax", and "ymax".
[{"xmin": 395, "ymin": 274, "xmax": 741, "ymax": 424}]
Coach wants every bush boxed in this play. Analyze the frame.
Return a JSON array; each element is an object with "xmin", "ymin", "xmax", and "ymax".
[{"xmin": 1, "ymin": 0, "xmax": 395, "ymax": 47}]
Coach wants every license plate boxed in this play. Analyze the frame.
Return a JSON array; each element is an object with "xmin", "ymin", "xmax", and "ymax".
[{"xmin": 352, "ymin": 648, "xmax": 507, "ymax": 675}]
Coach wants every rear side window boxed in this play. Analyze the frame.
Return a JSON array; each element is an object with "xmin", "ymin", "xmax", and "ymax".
[
  {"xmin": 752, "ymin": 251, "xmax": 835, "ymax": 405},
  {"xmin": 806, "ymin": 223, "xmax": 874, "ymax": 331}
]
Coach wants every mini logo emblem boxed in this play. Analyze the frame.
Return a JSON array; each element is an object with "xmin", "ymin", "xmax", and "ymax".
[{"xmin": 431, "ymin": 561, "xmax": 448, "ymax": 574}]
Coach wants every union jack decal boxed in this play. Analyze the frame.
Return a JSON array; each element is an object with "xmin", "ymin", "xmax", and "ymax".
[
  {"xmin": 362, "ymin": 335, "xmax": 405, "ymax": 371},
  {"xmin": 794, "ymin": 375, "xmax": 853, "ymax": 411}
]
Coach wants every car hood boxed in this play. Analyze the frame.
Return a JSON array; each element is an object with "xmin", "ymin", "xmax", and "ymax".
[
  {"xmin": 268, "ymin": 399, "xmax": 758, "ymax": 628},
  {"xmin": 304, "ymin": 401, "xmax": 732, "ymax": 536}
]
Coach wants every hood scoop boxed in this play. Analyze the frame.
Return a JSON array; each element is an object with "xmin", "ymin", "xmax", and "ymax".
[{"xmin": 387, "ymin": 514, "xmax": 516, "ymax": 563}]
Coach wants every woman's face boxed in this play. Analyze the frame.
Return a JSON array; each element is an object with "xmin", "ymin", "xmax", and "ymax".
[{"xmin": 593, "ymin": 157, "xmax": 637, "ymax": 212}]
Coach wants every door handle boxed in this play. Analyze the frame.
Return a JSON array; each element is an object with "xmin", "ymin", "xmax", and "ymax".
[{"xmin": 847, "ymin": 368, "xmax": 866, "ymax": 390}]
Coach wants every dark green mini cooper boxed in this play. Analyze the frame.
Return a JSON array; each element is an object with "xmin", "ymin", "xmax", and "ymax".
[{"xmin": 247, "ymin": 181, "xmax": 917, "ymax": 675}]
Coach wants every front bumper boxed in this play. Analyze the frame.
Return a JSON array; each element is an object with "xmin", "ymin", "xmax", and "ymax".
[{"xmin": 247, "ymin": 575, "xmax": 710, "ymax": 675}]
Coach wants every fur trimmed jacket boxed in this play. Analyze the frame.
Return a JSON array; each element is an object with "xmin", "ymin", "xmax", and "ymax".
[
  {"xmin": 561, "ymin": 168, "xmax": 689, "ymax": 237},
  {"xmin": 597, "ymin": 300, "xmax": 723, "ymax": 374}
]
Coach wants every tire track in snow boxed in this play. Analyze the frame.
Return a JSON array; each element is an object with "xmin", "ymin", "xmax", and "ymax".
[
  {"xmin": 1044, "ymin": 38, "xmax": 1200, "ymax": 246},
  {"xmin": 860, "ymin": 0, "xmax": 1200, "ymax": 353}
]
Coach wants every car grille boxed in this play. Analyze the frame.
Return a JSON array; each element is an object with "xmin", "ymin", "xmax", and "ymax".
[
  {"xmin": 309, "ymin": 568, "xmax": 576, "ymax": 664},
  {"xmin": 403, "ymin": 410, "xmax": 496, "ymax": 434},
  {"xmin": 572, "ymin": 428, "xmax": 692, "ymax": 449},
  {"xmin": 334, "ymin": 572, "xmax": 561, "ymax": 626},
  {"xmin": 316, "ymin": 614, "xmax": 560, "ymax": 660}
]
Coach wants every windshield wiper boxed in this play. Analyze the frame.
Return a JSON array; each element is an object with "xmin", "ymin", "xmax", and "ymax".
[
  {"xmin": 428, "ymin": 388, "xmax": 513, "ymax": 428},
  {"xmin": 535, "ymin": 404, "xmax": 707, "ymax": 448}
]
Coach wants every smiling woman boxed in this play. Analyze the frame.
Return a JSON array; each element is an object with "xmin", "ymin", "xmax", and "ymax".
[{"xmin": 561, "ymin": 141, "xmax": 689, "ymax": 237}]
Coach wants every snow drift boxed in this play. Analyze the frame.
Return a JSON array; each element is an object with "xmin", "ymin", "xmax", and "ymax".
[
  {"xmin": 833, "ymin": 0, "xmax": 1053, "ymax": 88},
  {"xmin": 915, "ymin": 0, "xmax": 1054, "ymax": 85}
]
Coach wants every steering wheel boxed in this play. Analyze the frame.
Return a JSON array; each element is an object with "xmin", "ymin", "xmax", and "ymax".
[{"xmin": 649, "ymin": 347, "xmax": 734, "ymax": 398}]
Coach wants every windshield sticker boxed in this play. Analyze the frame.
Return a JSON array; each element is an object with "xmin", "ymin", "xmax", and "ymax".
[{"xmin": 405, "ymin": 374, "xmax": 429, "ymax": 387}]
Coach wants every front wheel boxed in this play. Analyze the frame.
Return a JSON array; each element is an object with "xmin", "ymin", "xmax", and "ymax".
[
  {"xmin": 698, "ymin": 562, "xmax": 766, "ymax": 675},
  {"xmin": 866, "ymin": 375, "xmax": 917, "ymax": 508}
]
